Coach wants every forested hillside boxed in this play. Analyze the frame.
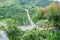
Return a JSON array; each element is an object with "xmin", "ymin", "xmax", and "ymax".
[
  {"xmin": 0, "ymin": 0, "xmax": 60, "ymax": 40},
  {"xmin": 17, "ymin": 0, "xmax": 52, "ymax": 7},
  {"xmin": 0, "ymin": 0, "xmax": 59, "ymax": 26},
  {"xmin": 0, "ymin": 0, "xmax": 54, "ymax": 7},
  {"xmin": 0, "ymin": 0, "xmax": 48, "ymax": 25}
]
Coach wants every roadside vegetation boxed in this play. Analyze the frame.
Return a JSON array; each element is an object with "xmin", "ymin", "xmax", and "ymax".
[{"xmin": 0, "ymin": 0, "xmax": 60, "ymax": 40}]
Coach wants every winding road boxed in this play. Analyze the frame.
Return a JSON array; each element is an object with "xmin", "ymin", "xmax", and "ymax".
[{"xmin": 19, "ymin": 9, "xmax": 36, "ymax": 31}]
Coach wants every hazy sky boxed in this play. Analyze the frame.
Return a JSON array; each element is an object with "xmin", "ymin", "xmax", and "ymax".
[{"xmin": 53, "ymin": 0, "xmax": 60, "ymax": 1}]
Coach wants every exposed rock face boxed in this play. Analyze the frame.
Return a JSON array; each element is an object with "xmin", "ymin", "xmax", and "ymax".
[{"xmin": 0, "ymin": 31, "xmax": 9, "ymax": 40}]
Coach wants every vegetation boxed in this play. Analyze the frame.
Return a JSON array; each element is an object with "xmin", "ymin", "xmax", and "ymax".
[
  {"xmin": 3, "ymin": 3, "xmax": 60, "ymax": 40},
  {"xmin": 6, "ymin": 25, "xmax": 60, "ymax": 40},
  {"xmin": 0, "ymin": 0, "xmax": 60, "ymax": 40},
  {"xmin": 32, "ymin": 3, "xmax": 60, "ymax": 28}
]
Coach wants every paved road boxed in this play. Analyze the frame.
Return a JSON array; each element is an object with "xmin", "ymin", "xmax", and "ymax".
[{"xmin": 19, "ymin": 25, "xmax": 36, "ymax": 31}]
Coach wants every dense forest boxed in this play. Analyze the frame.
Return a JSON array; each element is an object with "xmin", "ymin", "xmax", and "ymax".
[
  {"xmin": 0, "ymin": 0, "xmax": 59, "ymax": 25},
  {"xmin": 0, "ymin": 0, "xmax": 60, "ymax": 40}
]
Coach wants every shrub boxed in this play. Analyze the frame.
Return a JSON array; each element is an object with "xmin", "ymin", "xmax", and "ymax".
[
  {"xmin": 4, "ymin": 19, "xmax": 24, "ymax": 40},
  {"xmin": 47, "ymin": 4, "xmax": 60, "ymax": 28},
  {"xmin": 32, "ymin": 3, "xmax": 60, "ymax": 28}
]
